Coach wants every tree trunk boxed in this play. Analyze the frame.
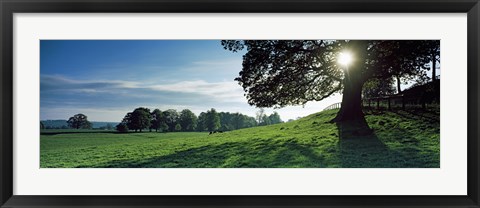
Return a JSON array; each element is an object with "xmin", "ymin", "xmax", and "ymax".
[
  {"xmin": 333, "ymin": 72, "xmax": 365, "ymax": 122},
  {"xmin": 432, "ymin": 54, "xmax": 439, "ymax": 103},
  {"xmin": 432, "ymin": 57, "xmax": 436, "ymax": 82},
  {"xmin": 332, "ymin": 40, "xmax": 368, "ymax": 123},
  {"xmin": 396, "ymin": 76, "xmax": 402, "ymax": 93}
]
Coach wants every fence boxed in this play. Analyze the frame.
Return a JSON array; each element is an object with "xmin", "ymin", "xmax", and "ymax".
[
  {"xmin": 362, "ymin": 94, "xmax": 406, "ymax": 110},
  {"xmin": 323, "ymin": 102, "xmax": 342, "ymax": 111},
  {"xmin": 323, "ymin": 94, "xmax": 439, "ymax": 112},
  {"xmin": 323, "ymin": 79, "xmax": 440, "ymax": 111},
  {"xmin": 364, "ymin": 94, "xmax": 440, "ymax": 110}
]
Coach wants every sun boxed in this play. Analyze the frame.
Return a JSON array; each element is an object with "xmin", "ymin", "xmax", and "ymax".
[{"xmin": 338, "ymin": 51, "xmax": 353, "ymax": 66}]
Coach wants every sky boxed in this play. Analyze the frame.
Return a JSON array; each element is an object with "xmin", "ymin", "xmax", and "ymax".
[{"xmin": 40, "ymin": 40, "xmax": 342, "ymax": 122}]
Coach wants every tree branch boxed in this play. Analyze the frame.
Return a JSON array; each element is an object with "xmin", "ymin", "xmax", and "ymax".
[{"xmin": 314, "ymin": 84, "xmax": 342, "ymax": 101}]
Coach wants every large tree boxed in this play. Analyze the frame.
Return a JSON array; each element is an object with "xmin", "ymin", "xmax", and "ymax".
[
  {"xmin": 163, "ymin": 109, "xmax": 179, "ymax": 132},
  {"xmin": 205, "ymin": 108, "xmax": 220, "ymax": 131},
  {"xmin": 219, "ymin": 112, "xmax": 233, "ymax": 131},
  {"xmin": 222, "ymin": 40, "xmax": 437, "ymax": 123},
  {"xmin": 67, "ymin": 113, "xmax": 92, "ymax": 129},
  {"xmin": 150, "ymin": 109, "xmax": 167, "ymax": 132},
  {"xmin": 122, "ymin": 107, "xmax": 151, "ymax": 132},
  {"xmin": 196, "ymin": 112, "xmax": 207, "ymax": 131},
  {"xmin": 179, "ymin": 109, "xmax": 198, "ymax": 131}
]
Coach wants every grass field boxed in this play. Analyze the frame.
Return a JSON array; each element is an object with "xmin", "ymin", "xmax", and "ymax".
[{"xmin": 40, "ymin": 109, "xmax": 440, "ymax": 168}]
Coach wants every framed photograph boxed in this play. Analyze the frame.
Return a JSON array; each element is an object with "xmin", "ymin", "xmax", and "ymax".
[{"xmin": 1, "ymin": 0, "xmax": 479, "ymax": 207}]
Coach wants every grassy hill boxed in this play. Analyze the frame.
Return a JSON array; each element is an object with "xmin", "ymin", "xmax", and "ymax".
[{"xmin": 40, "ymin": 109, "xmax": 439, "ymax": 168}]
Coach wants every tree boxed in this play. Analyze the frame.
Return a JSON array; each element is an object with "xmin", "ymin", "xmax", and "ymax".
[
  {"xmin": 175, "ymin": 123, "xmax": 182, "ymax": 131},
  {"xmin": 116, "ymin": 123, "xmax": 129, "ymax": 133},
  {"xmin": 205, "ymin": 108, "xmax": 220, "ymax": 131},
  {"xmin": 84, "ymin": 121, "xmax": 92, "ymax": 129},
  {"xmin": 362, "ymin": 78, "xmax": 396, "ymax": 99},
  {"xmin": 256, "ymin": 109, "xmax": 281, "ymax": 126},
  {"xmin": 385, "ymin": 40, "xmax": 439, "ymax": 93},
  {"xmin": 231, "ymin": 113, "xmax": 245, "ymax": 130},
  {"xmin": 179, "ymin": 109, "xmax": 198, "ymax": 131},
  {"xmin": 255, "ymin": 108, "xmax": 265, "ymax": 125},
  {"xmin": 219, "ymin": 112, "xmax": 234, "ymax": 131},
  {"xmin": 260, "ymin": 114, "xmax": 271, "ymax": 126},
  {"xmin": 122, "ymin": 112, "xmax": 134, "ymax": 130},
  {"xmin": 122, "ymin": 107, "xmax": 151, "ymax": 132},
  {"xmin": 40, "ymin": 121, "xmax": 45, "ymax": 130},
  {"xmin": 67, "ymin": 113, "xmax": 92, "ymax": 129},
  {"xmin": 160, "ymin": 123, "xmax": 169, "ymax": 133},
  {"xmin": 150, "ymin": 109, "xmax": 166, "ymax": 132},
  {"xmin": 268, "ymin": 112, "xmax": 283, "ymax": 124},
  {"xmin": 244, "ymin": 115, "xmax": 257, "ymax": 128},
  {"xmin": 163, "ymin": 109, "xmax": 179, "ymax": 132},
  {"xmin": 424, "ymin": 40, "xmax": 440, "ymax": 82},
  {"xmin": 222, "ymin": 40, "xmax": 437, "ymax": 123},
  {"xmin": 196, "ymin": 112, "xmax": 207, "ymax": 131}
]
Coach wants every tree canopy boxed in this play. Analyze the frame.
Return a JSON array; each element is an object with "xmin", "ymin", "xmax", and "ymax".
[
  {"xmin": 179, "ymin": 109, "xmax": 198, "ymax": 131},
  {"xmin": 150, "ymin": 109, "xmax": 167, "ymax": 132},
  {"xmin": 163, "ymin": 109, "xmax": 179, "ymax": 132},
  {"xmin": 67, "ymin": 113, "xmax": 92, "ymax": 129},
  {"xmin": 122, "ymin": 107, "xmax": 151, "ymax": 132},
  {"xmin": 205, "ymin": 108, "xmax": 220, "ymax": 131}
]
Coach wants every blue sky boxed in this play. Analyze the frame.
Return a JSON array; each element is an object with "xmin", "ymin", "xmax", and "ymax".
[{"xmin": 41, "ymin": 40, "xmax": 339, "ymax": 122}]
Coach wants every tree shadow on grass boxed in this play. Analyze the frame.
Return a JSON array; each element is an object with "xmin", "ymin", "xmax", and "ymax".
[
  {"xmin": 99, "ymin": 139, "xmax": 326, "ymax": 168},
  {"xmin": 364, "ymin": 108, "xmax": 439, "ymax": 123},
  {"xmin": 390, "ymin": 109, "xmax": 440, "ymax": 123},
  {"xmin": 336, "ymin": 119, "xmax": 427, "ymax": 168}
]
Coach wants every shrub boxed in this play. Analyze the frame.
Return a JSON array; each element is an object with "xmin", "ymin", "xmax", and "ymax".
[{"xmin": 116, "ymin": 123, "xmax": 129, "ymax": 133}]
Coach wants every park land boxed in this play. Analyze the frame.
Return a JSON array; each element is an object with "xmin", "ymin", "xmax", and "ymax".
[{"xmin": 41, "ymin": 109, "xmax": 439, "ymax": 168}]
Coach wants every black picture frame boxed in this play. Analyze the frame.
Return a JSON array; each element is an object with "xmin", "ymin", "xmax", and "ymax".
[{"xmin": 1, "ymin": 0, "xmax": 479, "ymax": 207}]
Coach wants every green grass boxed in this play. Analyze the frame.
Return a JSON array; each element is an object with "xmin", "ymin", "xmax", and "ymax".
[{"xmin": 40, "ymin": 109, "xmax": 439, "ymax": 168}]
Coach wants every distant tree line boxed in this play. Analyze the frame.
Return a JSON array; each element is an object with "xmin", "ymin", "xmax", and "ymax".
[
  {"xmin": 39, "ymin": 109, "xmax": 283, "ymax": 133},
  {"xmin": 40, "ymin": 114, "xmax": 94, "ymax": 130},
  {"xmin": 40, "ymin": 116, "xmax": 115, "ymax": 130},
  {"xmin": 255, "ymin": 108, "xmax": 282, "ymax": 126},
  {"xmin": 116, "ymin": 107, "xmax": 282, "ymax": 133}
]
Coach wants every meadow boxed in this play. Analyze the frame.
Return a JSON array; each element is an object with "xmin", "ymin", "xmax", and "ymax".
[{"xmin": 40, "ymin": 109, "xmax": 440, "ymax": 168}]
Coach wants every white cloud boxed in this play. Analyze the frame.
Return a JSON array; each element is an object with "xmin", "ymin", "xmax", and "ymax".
[
  {"xmin": 42, "ymin": 75, "xmax": 246, "ymax": 102},
  {"xmin": 41, "ymin": 74, "xmax": 140, "ymax": 90},
  {"xmin": 149, "ymin": 80, "xmax": 246, "ymax": 103}
]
